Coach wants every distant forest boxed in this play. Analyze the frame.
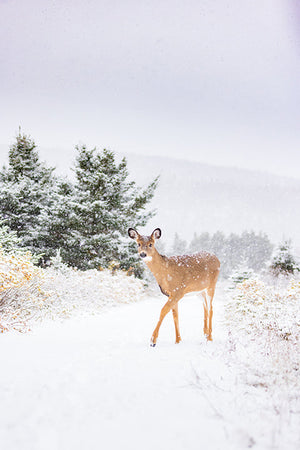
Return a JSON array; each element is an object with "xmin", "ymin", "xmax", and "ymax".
[{"xmin": 163, "ymin": 231, "xmax": 273, "ymax": 278}]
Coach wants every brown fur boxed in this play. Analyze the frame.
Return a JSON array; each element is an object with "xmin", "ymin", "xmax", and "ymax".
[{"xmin": 128, "ymin": 228, "xmax": 220, "ymax": 346}]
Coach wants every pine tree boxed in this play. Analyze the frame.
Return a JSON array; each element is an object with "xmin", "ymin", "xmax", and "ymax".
[
  {"xmin": 3, "ymin": 130, "xmax": 53, "ymax": 183},
  {"xmin": 0, "ymin": 134, "xmax": 158, "ymax": 274},
  {"xmin": 240, "ymin": 231, "xmax": 273, "ymax": 272},
  {"xmin": 171, "ymin": 232, "xmax": 187, "ymax": 255},
  {"xmin": 41, "ymin": 178, "xmax": 76, "ymax": 262},
  {"xmin": 63, "ymin": 145, "xmax": 158, "ymax": 273},
  {"xmin": 0, "ymin": 220, "xmax": 24, "ymax": 254},
  {"xmin": 228, "ymin": 261, "xmax": 254, "ymax": 289},
  {"xmin": 188, "ymin": 232, "xmax": 211, "ymax": 253},
  {"xmin": 0, "ymin": 131, "xmax": 59, "ymax": 259},
  {"xmin": 270, "ymin": 240, "xmax": 300, "ymax": 276}
]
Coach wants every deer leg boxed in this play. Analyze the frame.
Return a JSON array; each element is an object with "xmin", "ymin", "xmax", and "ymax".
[
  {"xmin": 201, "ymin": 290, "xmax": 209, "ymax": 336},
  {"xmin": 206, "ymin": 286, "xmax": 216, "ymax": 342},
  {"xmin": 172, "ymin": 303, "xmax": 181, "ymax": 344},
  {"xmin": 150, "ymin": 298, "xmax": 175, "ymax": 347}
]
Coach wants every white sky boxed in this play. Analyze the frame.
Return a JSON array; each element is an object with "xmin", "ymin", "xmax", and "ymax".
[{"xmin": 0, "ymin": 0, "xmax": 300, "ymax": 178}]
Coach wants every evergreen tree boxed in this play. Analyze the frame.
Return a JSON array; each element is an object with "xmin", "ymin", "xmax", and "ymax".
[
  {"xmin": 64, "ymin": 145, "xmax": 158, "ymax": 273},
  {"xmin": 2, "ymin": 130, "xmax": 53, "ymax": 183},
  {"xmin": 42, "ymin": 178, "xmax": 76, "ymax": 262},
  {"xmin": 188, "ymin": 232, "xmax": 211, "ymax": 253},
  {"xmin": 228, "ymin": 261, "xmax": 254, "ymax": 289},
  {"xmin": 270, "ymin": 240, "xmax": 300, "ymax": 276},
  {"xmin": 0, "ymin": 131, "xmax": 58, "ymax": 258},
  {"xmin": 171, "ymin": 232, "xmax": 187, "ymax": 255},
  {"xmin": 225, "ymin": 233, "xmax": 241, "ymax": 276},
  {"xmin": 0, "ymin": 134, "xmax": 158, "ymax": 274},
  {"xmin": 0, "ymin": 220, "xmax": 24, "ymax": 254},
  {"xmin": 240, "ymin": 231, "xmax": 273, "ymax": 272},
  {"xmin": 210, "ymin": 231, "xmax": 226, "ymax": 259}
]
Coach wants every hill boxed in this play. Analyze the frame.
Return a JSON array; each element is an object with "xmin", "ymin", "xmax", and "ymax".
[{"xmin": 124, "ymin": 153, "xmax": 300, "ymax": 251}]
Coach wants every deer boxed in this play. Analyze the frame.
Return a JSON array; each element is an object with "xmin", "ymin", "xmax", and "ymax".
[{"xmin": 128, "ymin": 228, "xmax": 220, "ymax": 346}]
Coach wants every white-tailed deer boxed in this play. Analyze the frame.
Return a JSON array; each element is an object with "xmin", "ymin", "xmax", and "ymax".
[{"xmin": 128, "ymin": 228, "xmax": 220, "ymax": 346}]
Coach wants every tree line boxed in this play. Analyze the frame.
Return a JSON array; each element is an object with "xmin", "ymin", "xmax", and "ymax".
[
  {"xmin": 169, "ymin": 230, "xmax": 273, "ymax": 278},
  {"xmin": 169, "ymin": 231, "xmax": 299, "ymax": 278}
]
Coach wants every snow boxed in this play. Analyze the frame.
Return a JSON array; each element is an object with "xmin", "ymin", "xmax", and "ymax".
[{"xmin": 1, "ymin": 287, "xmax": 299, "ymax": 450}]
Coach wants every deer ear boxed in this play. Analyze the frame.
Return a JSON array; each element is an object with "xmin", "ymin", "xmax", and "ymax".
[
  {"xmin": 128, "ymin": 228, "xmax": 139, "ymax": 240},
  {"xmin": 152, "ymin": 228, "xmax": 162, "ymax": 240}
]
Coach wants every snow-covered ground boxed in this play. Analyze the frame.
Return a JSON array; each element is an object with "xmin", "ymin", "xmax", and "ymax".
[{"xmin": 1, "ymin": 287, "xmax": 299, "ymax": 450}]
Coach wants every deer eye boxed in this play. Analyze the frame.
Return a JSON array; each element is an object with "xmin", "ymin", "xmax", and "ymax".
[
  {"xmin": 149, "ymin": 243, "xmax": 152, "ymax": 248},
  {"xmin": 138, "ymin": 243, "xmax": 141, "ymax": 247}
]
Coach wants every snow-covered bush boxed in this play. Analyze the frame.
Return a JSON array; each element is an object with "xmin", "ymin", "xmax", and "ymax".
[
  {"xmin": 227, "ymin": 264, "xmax": 254, "ymax": 289},
  {"xmin": 287, "ymin": 277, "xmax": 300, "ymax": 299},
  {"xmin": 0, "ymin": 249, "xmax": 42, "ymax": 293},
  {"xmin": 224, "ymin": 270, "xmax": 300, "ymax": 392},
  {"xmin": 0, "ymin": 249, "xmax": 44, "ymax": 332},
  {"xmin": 49, "ymin": 249, "xmax": 69, "ymax": 273},
  {"xmin": 226, "ymin": 277, "xmax": 300, "ymax": 342},
  {"xmin": 0, "ymin": 255, "xmax": 146, "ymax": 333},
  {"xmin": 0, "ymin": 221, "xmax": 25, "ymax": 254},
  {"xmin": 225, "ymin": 275, "xmax": 300, "ymax": 393},
  {"xmin": 270, "ymin": 240, "xmax": 300, "ymax": 277},
  {"xmin": 40, "ymin": 265, "xmax": 145, "ymax": 321}
]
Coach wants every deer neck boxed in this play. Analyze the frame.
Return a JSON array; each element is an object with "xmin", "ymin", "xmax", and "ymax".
[{"xmin": 145, "ymin": 248, "xmax": 167, "ymax": 283}]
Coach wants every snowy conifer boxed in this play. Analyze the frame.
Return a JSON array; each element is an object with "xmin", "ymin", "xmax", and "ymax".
[
  {"xmin": 0, "ymin": 220, "xmax": 25, "ymax": 254},
  {"xmin": 64, "ymin": 145, "xmax": 158, "ymax": 273},
  {"xmin": 270, "ymin": 240, "xmax": 300, "ymax": 277},
  {"xmin": 171, "ymin": 232, "xmax": 187, "ymax": 255},
  {"xmin": 228, "ymin": 262, "xmax": 255, "ymax": 289},
  {"xmin": 0, "ymin": 131, "xmax": 60, "ymax": 259},
  {"xmin": 188, "ymin": 232, "xmax": 211, "ymax": 253}
]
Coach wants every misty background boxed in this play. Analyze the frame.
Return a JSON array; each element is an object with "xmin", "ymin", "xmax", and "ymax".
[{"xmin": 1, "ymin": 0, "xmax": 300, "ymax": 250}]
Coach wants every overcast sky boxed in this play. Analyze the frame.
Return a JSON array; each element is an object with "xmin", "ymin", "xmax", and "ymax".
[{"xmin": 0, "ymin": 0, "xmax": 299, "ymax": 178}]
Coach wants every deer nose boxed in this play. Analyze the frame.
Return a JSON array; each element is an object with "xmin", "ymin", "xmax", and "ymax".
[{"xmin": 140, "ymin": 252, "xmax": 147, "ymax": 258}]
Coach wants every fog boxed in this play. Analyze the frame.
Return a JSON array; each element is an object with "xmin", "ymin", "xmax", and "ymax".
[{"xmin": 0, "ymin": 0, "xmax": 300, "ymax": 178}]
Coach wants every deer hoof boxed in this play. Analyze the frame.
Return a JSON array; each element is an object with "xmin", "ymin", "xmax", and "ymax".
[{"xmin": 150, "ymin": 337, "xmax": 156, "ymax": 347}]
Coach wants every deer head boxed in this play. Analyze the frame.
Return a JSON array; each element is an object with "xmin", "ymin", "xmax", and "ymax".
[{"xmin": 128, "ymin": 228, "xmax": 161, "ymax": 262}]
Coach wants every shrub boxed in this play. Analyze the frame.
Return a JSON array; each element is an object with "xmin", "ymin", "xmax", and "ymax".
[
  {"xmin": 226, "ymin": 276, "xmax": 300, "ymax": 343},
  {"xmin": 270, "ymin": 241, "xmax": 300, "ymax": 277},
  {"xmin": 0, "ymin": 250, "xmax": 145, "ymax": 333}
]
